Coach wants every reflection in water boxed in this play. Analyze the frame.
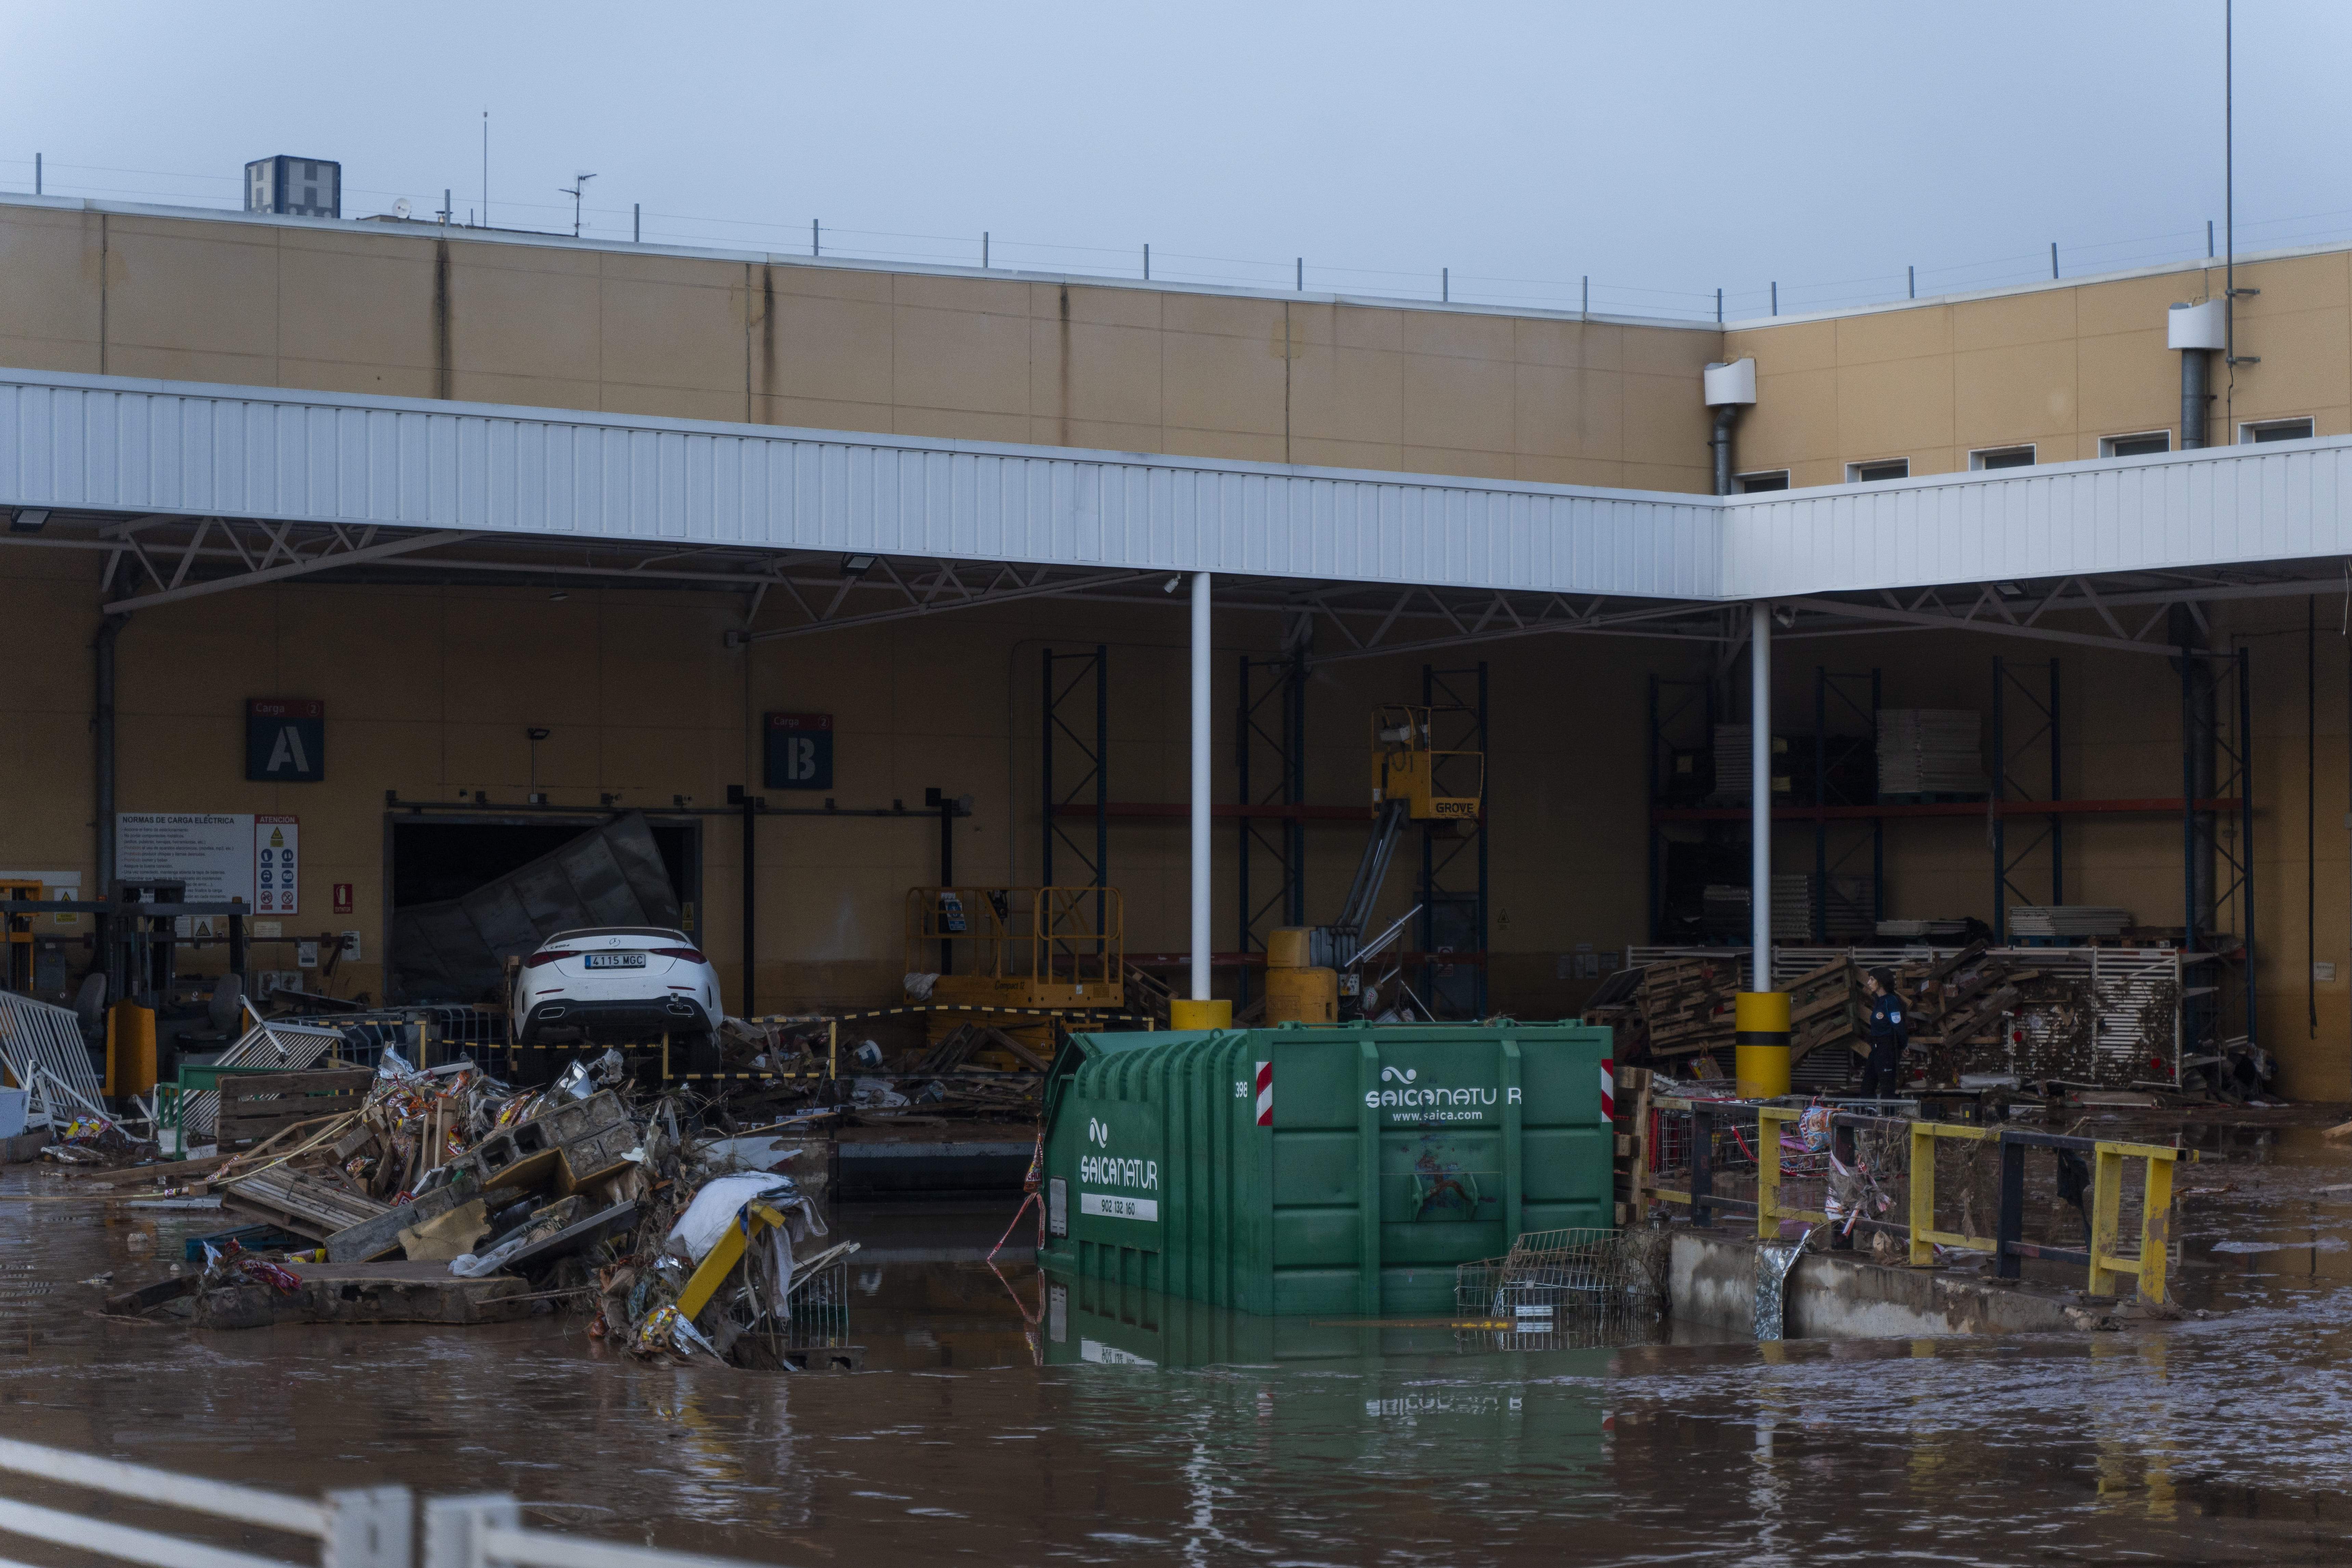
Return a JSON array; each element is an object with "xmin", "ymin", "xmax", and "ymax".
[{"xmin": 4, "ymin": 1104, "xmax": 2352, "ymax": 1563}]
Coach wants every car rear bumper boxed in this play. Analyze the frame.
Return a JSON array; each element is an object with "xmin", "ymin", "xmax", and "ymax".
[{"xmin": 519, "ymin": 996, "xmax": 712, "ymax": 1043}]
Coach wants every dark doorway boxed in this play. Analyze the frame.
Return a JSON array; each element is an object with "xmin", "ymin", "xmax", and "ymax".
[{"xmin": 384, "ymin": 813, "xmax": 702, "ymax": 1002}]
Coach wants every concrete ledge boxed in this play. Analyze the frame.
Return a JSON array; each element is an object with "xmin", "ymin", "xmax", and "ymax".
[
  {"xmin": 0, "ymin": 1128, "xmax": 50, "ymax": 1164},
  {"xmin": 1670, "ymin": 1230, "xmax": 2093, "ymax": 1338}
]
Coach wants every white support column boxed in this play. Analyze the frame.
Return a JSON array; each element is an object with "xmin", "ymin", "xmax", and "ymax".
[
  {"xmin": 1750, "ymin": 600, "xmax": 1772, "ymax": 989},
  {"xmin": 1191, "ymin": 570, "xmax": 1213, "ymax": 1002},
  {"xmin": 1738, "ymin": 599, "xmax": 1791, "ymax": 1097}
]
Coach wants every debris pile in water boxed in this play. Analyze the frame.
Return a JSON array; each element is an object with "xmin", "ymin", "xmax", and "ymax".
[{"xmin": 93, "ymin": 1050, "xmax": 856, "ymax": 1368}]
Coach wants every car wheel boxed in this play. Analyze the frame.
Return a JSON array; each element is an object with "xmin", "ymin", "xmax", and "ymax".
[{"xmin": 683, "ymin": 1031, "xmax": 722, "ymax": 1080}]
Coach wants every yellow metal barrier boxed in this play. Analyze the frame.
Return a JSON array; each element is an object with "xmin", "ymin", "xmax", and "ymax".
[
  {"xmin": 1755, "ymin": 1106, "xmax": 1827, "ymax": 1238},
  {"xmin": 1907, "ymin": 1121, "xmax": 2000, "ymax": 1263},
  {"xmin": 1737, "ymin": 1111, "xmax": 2190, "ymax": 1305},
  {"xmin": 2088, "ymin": 1139, "xmax": 2179, "ymax": 1302}
]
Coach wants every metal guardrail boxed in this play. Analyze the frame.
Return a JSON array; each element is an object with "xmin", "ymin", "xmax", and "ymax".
[
  {"xmin": 0, "ymin": 1438, "xmax": 781, "ymax": 1568},
  {"xmin": 1645, "ymin": 1097, "xmax": 2191, "ymax": 1305}
]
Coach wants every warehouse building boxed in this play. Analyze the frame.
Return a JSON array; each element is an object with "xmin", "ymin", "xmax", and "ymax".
[{"xmin": 0, "ymin": 185, "xmax": 2344, "ymax": 1095}]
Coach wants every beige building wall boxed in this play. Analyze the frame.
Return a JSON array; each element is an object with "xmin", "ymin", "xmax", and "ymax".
[
  {"xmin": 0, "ymin": 199, "xmax": 1720, "ymax": 491},
  {"xmin": 1726, "ymin": 249, "xmax": 2352, "ymax": 484}
]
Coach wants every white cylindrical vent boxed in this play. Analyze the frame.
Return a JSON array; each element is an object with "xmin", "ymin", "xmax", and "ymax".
[
  {"xmin": 2168, "ymin": 299, "xmax": 2225, "ymax": 351},
  {"xmin": 1703, "ymin": 358, "xmax": 1757, "ymax": 407}
]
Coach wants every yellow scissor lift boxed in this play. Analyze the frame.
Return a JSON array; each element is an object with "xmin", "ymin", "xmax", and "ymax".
[{"xmin": 904, "ymin": 884, "xmax": 1126, "ymax": 1057}]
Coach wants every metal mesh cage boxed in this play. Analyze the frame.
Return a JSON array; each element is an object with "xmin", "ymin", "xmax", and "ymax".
[{"xmin": 1453, "ymin": 1226, "xmax": 1667, "ymax": 1330}]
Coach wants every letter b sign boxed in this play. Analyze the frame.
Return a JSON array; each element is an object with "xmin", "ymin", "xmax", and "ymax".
[{"xmin": 763, "ymin": 712, "xmax": 834, "ymax": 791}]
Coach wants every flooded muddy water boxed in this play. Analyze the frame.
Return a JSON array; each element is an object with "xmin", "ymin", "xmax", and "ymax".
[{"xmin": 6, "ymin": 1105, "xmax": 2352, "ymax": 1566}]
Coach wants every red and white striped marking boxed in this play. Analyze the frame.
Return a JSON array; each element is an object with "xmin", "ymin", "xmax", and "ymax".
[
  {"xmin": 1600, "ymin": 1059, "xmax": 1615, "ymax": 1126},
  {"xmin": 1254, "ymin": 1060, "xmax": 1273, "ymax": 1126}
]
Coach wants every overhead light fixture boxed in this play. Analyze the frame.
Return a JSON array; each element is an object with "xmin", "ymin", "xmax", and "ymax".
[
  {"xmin": 548, "ymin": 591, "xmax": 569, "ymax": 602},
  {"xmin": 1772, "ymin": 604, "xmax": 1798, "ymax": 629},
  {"xmin": 1163, "ymin": 576, "xmax": 1181, "ymax": 594},
  {"xmin": 1996, "ymin": 582, "xmax": 2025, "ymax": 597},
  {"xmin": 9, "ymin": 509, "xmax": 49, "ymax": 534},
  {"xmin": 840, "ymin": 554, "xmax": 877, "ymax": 578}
]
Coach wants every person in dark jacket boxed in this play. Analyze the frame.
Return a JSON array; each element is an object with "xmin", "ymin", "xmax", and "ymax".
[{"xmin": 1858, "ymin": 966, "xmax": 1908, "ymax": 1099}]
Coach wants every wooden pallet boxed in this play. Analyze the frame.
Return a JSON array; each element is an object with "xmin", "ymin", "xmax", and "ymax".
[
  {"xmin": 220, "ymin": 1165, "xmax": 390, "ymax": 1242},
  {"xmin": 217, "ymin": 1070, "xmax": 374, "ymax": 1150}
]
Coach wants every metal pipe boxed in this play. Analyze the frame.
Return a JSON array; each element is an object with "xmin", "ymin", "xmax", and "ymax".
[
  {"xmin": 2181, "ymin": 344, "xmax": 2209, "ymax": 450},
  {"xmin": 1190, "ymin": 571, "xmax": 1212, "ymax": 1000},
  {"xmin": 94, "ymin": 615, "xmax": 121, "ymax": 898},
  {"xmin": 1711, "ymin": 404, "xmax": 1740, "ymax": 497},
  {"xmin": 740, "ymin": 789, "xmax": 757, "ymax": 1017},
  {"xmin": 1750, "ymin": 602, "xmax": 1772, "ymax": 983},
  {"xmin": 2173, "ymin": 604, "xmax": 2216, "ymax": 939}
]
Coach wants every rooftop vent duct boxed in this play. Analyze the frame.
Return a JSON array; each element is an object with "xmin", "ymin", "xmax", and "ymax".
[
  {"xmin": 2169, "ymin": 300, "xmax": 2224, "ymax": 450},
  {"xmin": 1703, "ymin": 359, "xmax": 1757, "ymax": 496}
]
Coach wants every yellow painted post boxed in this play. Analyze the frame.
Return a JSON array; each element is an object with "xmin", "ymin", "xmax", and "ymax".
[
  {"xmin": 2139, "ymin": 1154, "xmax": 2175, "ymax": 1305},
  {"xmin": 1907, "ymin": 1123, "xmax": 1936, "ymax": 1265},
  {"xmin": 1757, "ymin": 1107, "xmax": 1784, "ymax": 1239},
  {"xmin": 1734, "ymin": 991, "xmax": 1791, "ymax": 1098},
  {"xmin": 1169, "ymin": 998, "xmax": 1233, "ymax": 1030},
  {"xmin": 2087, "ymin": 1145, "xmax": 2126, "ymax": 1295}
]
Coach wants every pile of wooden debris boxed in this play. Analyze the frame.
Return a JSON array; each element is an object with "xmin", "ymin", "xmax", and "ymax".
[{"xmin": 1586, "ymin": 941, "xmax": 2123, "ymax": 1085}]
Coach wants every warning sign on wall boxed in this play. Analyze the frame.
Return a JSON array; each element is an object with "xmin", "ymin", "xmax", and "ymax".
[{"xmin": 115, "ymin": 814, "xmax": 300, "ymax": 914}]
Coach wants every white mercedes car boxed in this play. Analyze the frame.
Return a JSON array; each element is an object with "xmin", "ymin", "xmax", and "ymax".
[{"xmin": 511, "ymin": 927, "xmax": 722, "ymax": 1053}]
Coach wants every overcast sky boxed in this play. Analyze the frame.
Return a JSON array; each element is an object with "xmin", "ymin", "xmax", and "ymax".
[{"xmin": 1, "ymin": 1, "xmax": 2343, "ymax": 321}]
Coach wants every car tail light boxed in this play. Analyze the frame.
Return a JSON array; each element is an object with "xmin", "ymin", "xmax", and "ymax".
[
  {"xmin": 523, "ymin": 949, "xmax": 571, "ymax": 968},
  {"xmin": 651, "ymin": 947, "xmax": 707, "ymax": 964}
]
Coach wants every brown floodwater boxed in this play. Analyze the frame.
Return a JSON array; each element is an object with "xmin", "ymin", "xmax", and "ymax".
[{"xmin": 6, "ymin": 1104, "xmax": 2352, "ymax": 1567}]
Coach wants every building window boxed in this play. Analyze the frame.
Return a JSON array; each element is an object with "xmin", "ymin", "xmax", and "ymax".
[
  {"xmin": 2100, "ymin": 431, "xmax": 2170, "ymax": 458},
  {"xmin": 1846, "ymin": 459, "xmax": 1909, "ymax": 484},
  {"xmin": 2242, "ymin": 417, "xmax": 2316, "ymax": 444},
  {"xmin": 1737, "ymin": 471, "xmax": 1790, "ymax": 493},
  {"xmin": 1969, "ymin": 445, "xmax": 2035, "ymax": 471}
]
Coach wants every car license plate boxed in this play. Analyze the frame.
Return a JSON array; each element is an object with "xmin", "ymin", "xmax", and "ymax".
[{"xmin": 583, "ymin": 953, "xmax": 647, "ymax": 969}]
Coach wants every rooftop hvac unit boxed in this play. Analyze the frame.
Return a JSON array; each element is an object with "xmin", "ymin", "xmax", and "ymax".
[{"xmin": 245, "ymin": 156, "xmax": 341, "ymax": 220}]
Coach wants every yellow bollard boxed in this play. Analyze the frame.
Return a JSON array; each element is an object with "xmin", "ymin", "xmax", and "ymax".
[
  {"xmin": 104, "ymin": 999, "xmax": 157, "ymax": 1098},
  {"xmin": 1168, "ymin": 999, "xmax": 1233, "ymax": 1031},
  {"xmin": 1734, "ymin": 991, "xmax": 1790, "ymax": 1098}
]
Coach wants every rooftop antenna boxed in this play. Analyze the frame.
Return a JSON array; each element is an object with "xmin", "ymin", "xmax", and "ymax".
[
  {"xmin": 562, "ymin": 172, "xmax": 597, "ymax": 237},
  {"xmin": 2223, "ymin": 0, "xmax": 2258, "ymax": 412},
  {"xmin": 481, "ymin": 110, "xmax": 489, "ymax": 227}
]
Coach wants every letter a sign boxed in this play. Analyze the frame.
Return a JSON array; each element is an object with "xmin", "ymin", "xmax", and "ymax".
[{"xmin": 246, "ymin": 699, "xmax": 326, "ymax": 782}]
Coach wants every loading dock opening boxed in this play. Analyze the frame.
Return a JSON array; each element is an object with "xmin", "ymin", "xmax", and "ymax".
[{"xmin": 383, "ymin": 813, "xmax": 703, "ymax": 1006}]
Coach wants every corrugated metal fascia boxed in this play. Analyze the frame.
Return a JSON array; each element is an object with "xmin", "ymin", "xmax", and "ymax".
[
  {"xmin": 0, "ymin": 369, "xmax": 1724, "ymax": 601},
  {"xmin": 1719, "ymin": 434, "xmax": 2352, "ymax": 596}
]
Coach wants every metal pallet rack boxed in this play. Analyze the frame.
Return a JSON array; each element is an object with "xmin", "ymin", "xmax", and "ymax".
[
  {"xmin": 1045, "ymin": 653, "xmax": 1492, "ymax": 1018},
  {"xmin": 1810, "ymin": 667, "xmax": 1882, "ymax": 942},
  {"xmin": 1992, "ymin": 657, "xmax": 2061, "ymax": 937},
  {"xmin": 1417, "ymin": 662, "xmax": 1490, "ymax": 1017},
  {"xmin": 1235, "ymin": 650, "xmax": 1308, "ymax": 1009},
  {"xmin": 1040, "ymin": 645, "xmax": 1109, "ymax": 896},
  {"xmin": 1647, "ymin": 650, "xmax": 2256, "ymax": 1065}
]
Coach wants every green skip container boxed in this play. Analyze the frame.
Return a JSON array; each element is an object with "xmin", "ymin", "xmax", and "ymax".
[{"xmin": 1039, "ymin": 1020, "xmax": 1615, "ymax": 1316}]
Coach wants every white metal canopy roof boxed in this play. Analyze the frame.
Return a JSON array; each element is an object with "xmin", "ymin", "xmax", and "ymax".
[{"xmin": 1, "ymin": 368, "xmax": 2347, "ymax": 659}]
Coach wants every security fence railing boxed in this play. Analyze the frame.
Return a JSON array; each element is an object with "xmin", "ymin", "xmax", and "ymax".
[{"xmin": 1642, "ymin": 1095, "xmax": 2191, "ymax": 1305}]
